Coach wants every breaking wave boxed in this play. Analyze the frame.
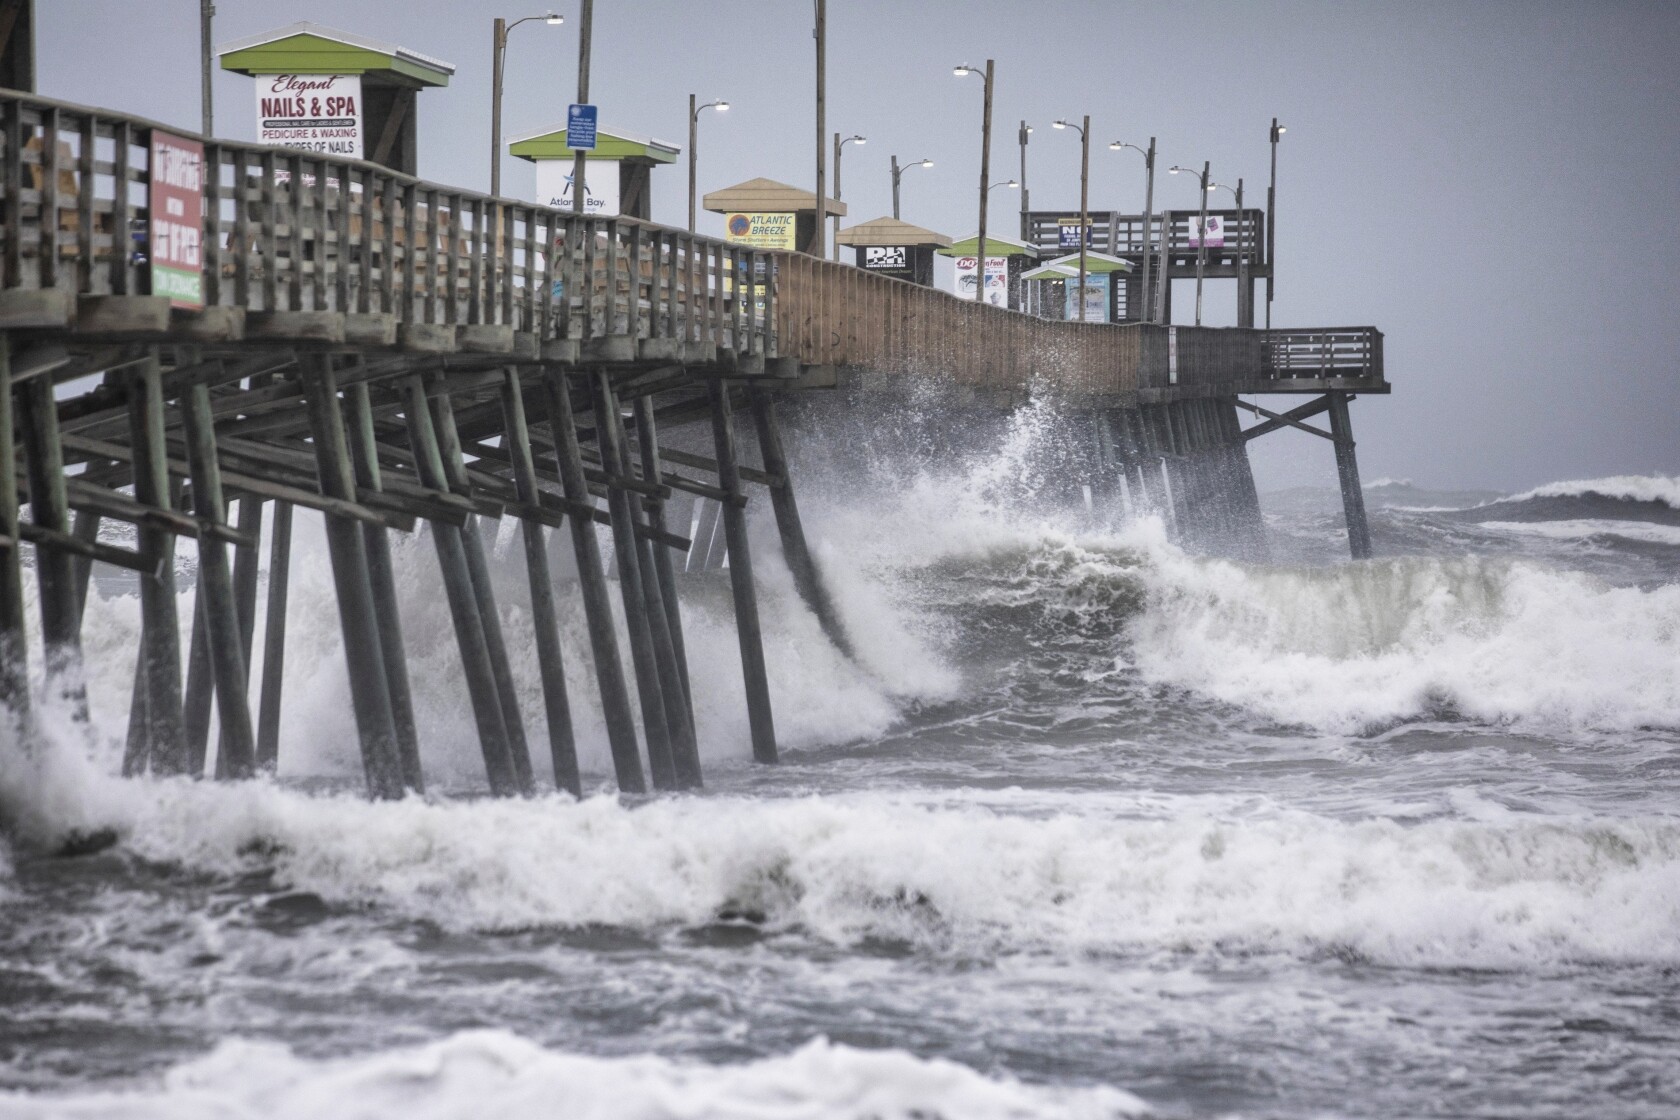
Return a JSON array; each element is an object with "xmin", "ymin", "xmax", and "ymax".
[
  {"xmin": 1507, "ymin": 474, "xmax": 1680, "ymax": 510},
  {"xmin": 4, "ymin": 750, "xmax": 1677, "ymax": 970}
]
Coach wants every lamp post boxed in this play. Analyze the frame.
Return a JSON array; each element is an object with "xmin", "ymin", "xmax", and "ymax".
[
  {"xmin": 1053, "ymin": 116, "xmax": 1090, "ymax": 322},
  {"xmin": 890, "ymin": 156, "xmax": 933, "ymax": 220},
  {"xmin": 1210, "ymin": 178, "xmax": 1248, "ymax": 326},
  {"xmin": 490, "ymin": 10, "xmax": 564, "ymax": 197},
  {"xmin": 954, "ymin": 61, "xmax": 994, "ymax": 303},
  {"xmin": 688, "ymin": 96, "xmax": 729, "ymax": 232},
  {"xmin": 1018, "ymin": 121, "xmax": 1032, "ymax": 240},
  {"xmin": 832, "ymin": 132, "xmax": 865, "ymax": 260},
  {"xmin": 1169, "ymin": 162, "xmax": 1212, "ymax": 326},
  {"xmin": 1110, "ymin": 137, "xmax": 1155, "ymax": 322},
  {"xmin": 1267, "ymin": 118, "xmax": 1285, "ymax": 328},
  {"xmin": 571, "ymin": 0, "xmax": 591, "ymax": 215},
  {"xmin": 989, "ymin": 179, "xmax": 1018, "ymax": 193}
]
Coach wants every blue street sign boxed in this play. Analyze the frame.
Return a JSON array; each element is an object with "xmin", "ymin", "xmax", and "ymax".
[{"xmin": 567, "ymin": 104, "xmax": 598, "ymax": 150}]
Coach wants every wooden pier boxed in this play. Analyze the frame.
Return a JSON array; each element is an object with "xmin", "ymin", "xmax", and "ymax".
[{"xmin": 0, "ymin": 89, "xmax": 1386, "ymax": 798}]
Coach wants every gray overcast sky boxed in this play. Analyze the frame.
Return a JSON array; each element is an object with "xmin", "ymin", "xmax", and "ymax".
[{"xmin": 37, "ymin": 1, "xmax": 1680, "ymax": 491}]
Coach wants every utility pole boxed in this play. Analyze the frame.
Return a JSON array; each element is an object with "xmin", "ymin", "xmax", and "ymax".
[
  {"xmin": 1141, "ymin": 138, "xmax": 1155, "ymax": 322},
  {"xmin": 1195, "ymin": 159, "xmax": 1209, "ymax": 326},
  {"xmin": 491, "ymin": 18, "xmax": 507, "ymax": 197},
  {"xmin": 200, "ymin": 0, "xmax": 215, "ymax": 137},
  {"xmin": 891, "ymin": 154, "xmax": 900, "ymax": 220},
  {"xmin": 833, "ymin": 131, "xmax": 842, "ymax": 260},
  {"xmin": 1018, "ymin": 121, "xmax": 1031, "ymax": 241},
  {"xmin": 1236, "ymin": 177, "xmax": 1247, "ymax": 327},
  {"xmin": 1078, "ymin": 115, "xmax": 1089, "ymax": 322},
  {"xmin": 978, "ymin": 60, "xmax": 994, "ymax": 304},
  {"xmin": 812, "ymin": 0, "xmax": 826, "ymax": 257},
  {"xmin": 1267, "ymin": 117, "xmax": 1284, "ymax": 329},
  {"xmin": 572, "ymin": 0, "xmax": 592, "ymax": 215}
]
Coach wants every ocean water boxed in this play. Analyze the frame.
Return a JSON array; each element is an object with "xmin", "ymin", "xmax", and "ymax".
[{"xmin": 1, "ymin": 406, "xmax": 1678, "ymax": 1119}]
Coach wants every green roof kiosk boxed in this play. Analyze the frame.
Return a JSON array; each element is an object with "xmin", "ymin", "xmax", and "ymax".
[
  {"xmin": 218, "ymin": 22, "xmax": 455, "ymax": 176},
  {"xmin": 937, "ymin": 233, "xmax": 1039, "ymax": 310},
  {"xmin": 509, "ymin": 126, "xmax": 679, "ymax": 220}
]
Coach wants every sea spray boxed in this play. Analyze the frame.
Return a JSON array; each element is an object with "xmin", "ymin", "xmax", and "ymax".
[{"xmin": 1124, "ymin": 546, "xmax": 1680, "ymax": 734}]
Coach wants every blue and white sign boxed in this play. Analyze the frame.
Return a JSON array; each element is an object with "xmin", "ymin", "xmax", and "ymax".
[{"xmin": 566, "ymin": 103, "xmax": 598, "ymax": 150}]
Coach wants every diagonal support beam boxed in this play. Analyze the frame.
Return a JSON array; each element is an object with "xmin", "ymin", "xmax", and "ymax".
[{"xmin": 1234, "ymin": 394, "xmax": 1341, "ymax": 442}]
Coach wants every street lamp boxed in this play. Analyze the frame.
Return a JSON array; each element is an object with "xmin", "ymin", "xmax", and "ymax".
[
  {"xmin": 1018, "ymin": 121, "xmax": 1032, "ymax": 239},
  {"xmin": 832, "ymin": 132, "xmax": 866, "ymax": 261},
  {"xmin": 490, "ymin": 11, "xmax": 565, "ymax": 197},
  {"xmin": 1053, "ymin": 116, "xmax": 1091, "ymax": 321},
  {"xmin": 989, "ymin": 179, "xmax": 1018, "ymax": 192},
  {"xmin": 890, "ymin": 156, "xmax": 933, "ymax": 220},
  {"xmin": 1267, "ymin": 118, "xmax": 1285, "ymax": 328},
  {"xmin": 1110, "ymin": 138, "xmax": 1156, "ymax": 322},
  {"xmin": 688, "ymin": 96, "xmax": 729, "ymax": 232},
  {"xmin": 954, "ymin": 60, "xmax": 995, "ymax": 304},
  {"xmin": 1169, "ymin": 162, "xmax": 1212, "ymax": 326},
  {"xmin": 1210, "ymin": 179, "xmax": 1249, "ymax": 325}
]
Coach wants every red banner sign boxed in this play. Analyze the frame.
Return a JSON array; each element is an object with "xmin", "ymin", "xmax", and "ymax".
[{"xmin": 148, "ymin": 131, "xmax": 205, "ymax": 310}]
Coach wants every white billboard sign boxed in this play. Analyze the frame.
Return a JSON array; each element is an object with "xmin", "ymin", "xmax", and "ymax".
[
  {"xmin": 255, "ymin": 74, "xmax": 363, "ymax": 159},
  {"xmin": 535, "ymin": 158, "xmax": 621, "ymax": 216},
  {"xmin": 955, "ymin": 255, "xmax": 1008, "ymax": 306}
]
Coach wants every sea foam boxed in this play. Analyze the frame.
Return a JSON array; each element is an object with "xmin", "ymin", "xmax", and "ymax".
[{"xmin": 0, "ymin": 1031, "xmax": 1151, "ymax": 1120}]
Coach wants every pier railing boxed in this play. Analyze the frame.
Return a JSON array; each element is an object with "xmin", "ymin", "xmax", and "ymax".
[{"xmin": 1, "ymin": 92, "xmax": 773, "ymax": 355}]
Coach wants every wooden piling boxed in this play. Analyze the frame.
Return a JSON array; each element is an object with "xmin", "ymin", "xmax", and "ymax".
[
  {"xmin": 125, "ymin": 354, "xmax": 185, "ymax": 774},
  {"xmin": 0, "ymin": 337, "xmax": 28, "ymax": 720},
  {"xmin": 708, "ymin": 381, "xmax": 778, "ymax": 765},
  {"xmin": 539, "ymin": 366, "xmax": 646, "ymax": 794},
  {"xmin": 69, "ymin": 510, "xmax": 99, "ymax": 622},
  {"xmin": 1326, "ymin": 391, "xmax": 1373, "ymax": 560},
  {"xmin": 214, "ymin": 495, "xmax": 262, "ymax": 779},
  {"xmin": 19, "ymin": 371, "xmax": 85, "ymax": 714},
  {"xmin": 632, "ymin": 394, "xmax": 695, "ymax": 713},
  {"xmin": 255, "ymin": 500, "xmax": 292, "ymax": 771},
  {"xmin": 399, "ymin": 374, "xmax": 521, "ymax": 797},
  {"xmin": 748, "ymin": 388, "xmax": 852, "ymax": 658},
  {"xmin": 179, "ymin": 381, "xmax": 256, "ymax": 779},
  {"xmin": 296, "ymin": 359, "xmax": 405, "ymax": 799},
  {"xmin": 1216, "ymin": 400, "xmax": 1269, "ymax": 558},
  {"xmin": 499, "ymin": 366, "xmax": 581, "ymax": 796},
  {"xmin": 612, "ymin": 389, "xmax": 699, "ymax": 788},
  {"xmin": 181, "ymin": 583, "xmax": 213, "ymax": 773},
  {"xmin": 591, "ymin": 372, "xmax": 679, "ymax": 790},
  {"xmin": 343, "ymin": 381, "xmax": 424, "ymax": 792},
  {"xmin": 429, "ymin": 389, "xmax": 535, "ymax": 793}
]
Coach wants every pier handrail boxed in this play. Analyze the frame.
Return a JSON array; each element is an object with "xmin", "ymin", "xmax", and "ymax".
[{"xmin": 0, "ymin": 89, "xmax": 773, "ymax": 356}]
